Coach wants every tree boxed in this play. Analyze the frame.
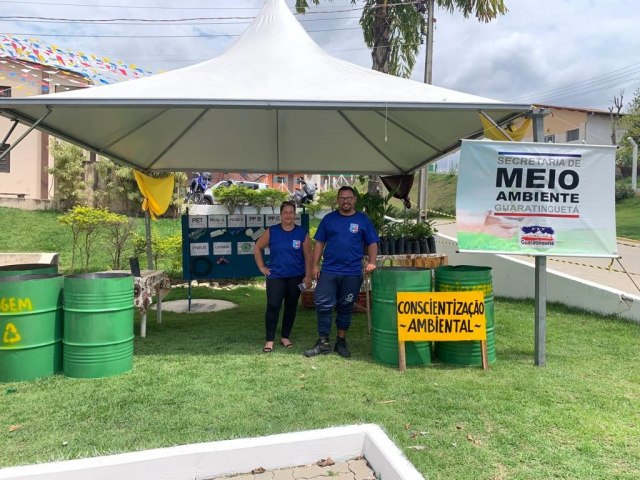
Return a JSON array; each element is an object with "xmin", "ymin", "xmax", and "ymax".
[
  {"xmin": 297, "ymin": 0, "xmax": 508, "ymax": 196},
  {"xmin": 48, "ymin": 140, "xmax": 87, "ymax": 211},
  {"xmin": 617, "ymin": 88, "xmax": 640, "ymax": 175},
  {"xmin": 296, "ymin": 0, "xmax": 508, "ymax": 78},
  {"xmin": 609, "ymin": 91, "xmax": 624, "ymax": 145}
]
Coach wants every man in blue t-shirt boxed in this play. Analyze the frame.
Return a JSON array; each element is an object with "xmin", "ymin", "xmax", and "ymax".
[{"xmin": 304, "ymin": 186, "xmax": 378, "ymax": 358}]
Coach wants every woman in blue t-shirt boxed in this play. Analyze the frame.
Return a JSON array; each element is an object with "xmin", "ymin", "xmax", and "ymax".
[{"xmin": 253, "ymin": 201, "xmax": 312, "ymax": 352}]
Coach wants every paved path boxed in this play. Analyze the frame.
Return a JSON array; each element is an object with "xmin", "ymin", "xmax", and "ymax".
[
  {"xmin": 210, "ymin": 459, "xmax": 375, "ymax": 480},
  {"xmin": 433, "ymin": 219, "xmax": 640, "ymax": 297}
]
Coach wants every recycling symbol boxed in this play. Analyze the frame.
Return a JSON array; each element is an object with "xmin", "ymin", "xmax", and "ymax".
[{"xmin": 3, "ymin": 323, "xmax": 22, "ymax": 345}]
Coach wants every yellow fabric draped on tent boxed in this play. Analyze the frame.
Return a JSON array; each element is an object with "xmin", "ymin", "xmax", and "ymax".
[
  {"xmin": 133, "ymin": 171, "xmax": 175, "ymax": 220},
  {"xmin": 480, "ymin": 115, "xmax": 532, "ymax": 141}
]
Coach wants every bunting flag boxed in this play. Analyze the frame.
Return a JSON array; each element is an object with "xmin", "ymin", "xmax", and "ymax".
[{"xmin": 0, "ymin": 34, "xmax": 154, "ymax": 88}]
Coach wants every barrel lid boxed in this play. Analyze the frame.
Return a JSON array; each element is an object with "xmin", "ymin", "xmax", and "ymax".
[
  {"xmin": 0, "ymin": 273, "xmax": 63, "ymax": 282},
  {"xmin": 65, "ymin": 272, "xmax": 133, "ymax": 279},
  {"xmin": 0, "ymin": 263, "xmax": 56, "ymax": 271},
  {"xmin": 374, "ymin": 266, "xmax": 431, "ymax": 272}
]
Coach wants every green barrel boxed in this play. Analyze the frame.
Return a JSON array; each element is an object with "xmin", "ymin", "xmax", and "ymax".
[
  {"xmin": 434, "ymin": 265, "xmax": 496, "ymax": 366},
  {"xmin": 0, "ymin": 263, "xmax": 58, "ymax": 278},
  {"xmin": 371, "ymin": 267, "xmax": 432, "ymax": 366},
  {"xmin": 63, "ymin": 273, "xmax": 134, "ymax": 379},
  {"xmin": 0, "ymin": 273, "xmax": 63, "ymax": 382}
]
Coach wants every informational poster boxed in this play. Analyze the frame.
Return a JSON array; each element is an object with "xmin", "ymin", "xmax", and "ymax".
[
  {"xmin": 396, "ymin": 291, "xmax": 486, "ymax": 342},
  {"xmin": 457, "ymin": 140, "xmax": 618, "ymax": 257},
  {"xmin": 182, "ymin": 213, "xmax": 310, "ymax": 279}
]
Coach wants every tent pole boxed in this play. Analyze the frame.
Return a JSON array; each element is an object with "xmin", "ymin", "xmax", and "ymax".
[
  {"xmin": 0, "ymin": 109, "xmax": 52, "ymax": 162},
  {"xmin": 418, "ymin": 0, "xmax": 435, "ymax": 221},
  {"xmin": 144, "ymin": 210, "xmax": 154, "ymax": 270}
]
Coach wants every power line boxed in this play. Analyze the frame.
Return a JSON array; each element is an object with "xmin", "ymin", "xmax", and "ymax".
[
  {"xmin": 0, "ymin": 0, "xmax": 359, "ymax": 10},
  {"xmin": 509, "ymin": 63, "xmax": 640, "ymax": 104},
  {"xmin": 0, "ymin": 15, "xmax": 361, "ymax": 26},
  {"xmin": 2, "ymin": 25, "xmax": 362, "ymax": 39}
]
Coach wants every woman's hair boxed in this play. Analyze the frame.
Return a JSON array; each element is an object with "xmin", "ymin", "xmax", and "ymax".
[{"xmin": 280, "ymin": 200, "xmax": 296, "ymax": 213}]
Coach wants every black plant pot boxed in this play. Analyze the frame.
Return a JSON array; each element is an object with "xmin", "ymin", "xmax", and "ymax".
[
  {"xmin": 427, "ymin": 236, "xmax": 436, "ymax": 254},
  {"xmin": 396, "ymin": 237, "xmax": 406, "ymax": 255},
  {"xmin": 380, "ymin": 237, "xmax": 389, "ymax": 255},
  {"xmin": 419, "ymin": 237, "xmax": 430, "ymax": 254},
  {"xmin": 388, "ymin": 236, "xmax": 396, "ymax": 255},
  {"xmin": 411, "ymin": 239, "xmax": 421, "ymax": 254},
  {"xmin": 402, "ymin": 237, "xmax": 412, "ymax": 254}
]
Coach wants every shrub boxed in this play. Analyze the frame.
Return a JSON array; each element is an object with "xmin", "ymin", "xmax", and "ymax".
[
  {"xmin": 58, "ymin": 206, "xmax": 112, "ymax": 272},
  {"xmin": 213, "ymin": 185, "xmax": 253, "ymax": 214},
  {"xmin": 133, "ymin": 228, "xmax": 183, "ymax": 276},
  {"xmin": 104, "ymin": 213, "xmax": 136, "ymax": 270},
  {"xmin": 615, "ymin": 183, "xmax": 635, "ymax": 202},
  {"xmin": 316, "ymin": 189, "xmax": 338, "ymax": 210},
  {"xmin": 261, "ymin": 188, "xmax": 289, "ymax": 213},
  {"xmin": 303, "ymin": 201, "xmax": 321, "ymax": 218},
  {"xmin": 251, "ymin": 189, "xmax": 272, "ymax": 214}
]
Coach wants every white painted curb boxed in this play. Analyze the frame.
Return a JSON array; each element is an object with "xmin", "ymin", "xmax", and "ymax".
[{"xmin": 0, "ymin": 424, "xmax": 424, "ymax": 480}]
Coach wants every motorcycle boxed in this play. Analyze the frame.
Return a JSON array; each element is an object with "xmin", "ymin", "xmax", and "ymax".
[
  {"xmin": 291, "ymin": 177, "xmax": 316, "ymax": 208},
  {"xmin": 185, "ymin": 172, "xmax": 213, "ymax": 205}
]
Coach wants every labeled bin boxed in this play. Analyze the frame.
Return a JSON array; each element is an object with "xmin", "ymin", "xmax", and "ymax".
[
  {"xmin": 434, "ymin": 265, "xmax": 496, "ymax": 366},
  {"xmin": 0, "ymin": 273, "xmax": 63, "ymax": 382},
  {"xmin": 63, "ymin": 273, "xmax": 134, "ymax": 378},
  {"xmin": 0, "ymin": 263, "xmax": 58, "ymax": 278},
  {"xmin": 371, "ymin": 267, "xmax": 432, "ymax": 366}
]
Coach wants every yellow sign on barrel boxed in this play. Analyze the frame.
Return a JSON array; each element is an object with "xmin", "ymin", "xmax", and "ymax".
[{"xmin": 396, "ymin": 291, "xmax": 487, "ymax": 342}]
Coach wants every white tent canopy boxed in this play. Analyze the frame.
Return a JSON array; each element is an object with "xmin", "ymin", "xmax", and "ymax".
[{"xmin": 0, "ymin": 0, "xmax": 530, "ymax": 175}]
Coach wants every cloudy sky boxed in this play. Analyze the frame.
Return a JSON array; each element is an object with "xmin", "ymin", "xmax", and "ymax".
[{"xmin": 3, "ymin": 0, "xmax": 639, "ymax": 111}]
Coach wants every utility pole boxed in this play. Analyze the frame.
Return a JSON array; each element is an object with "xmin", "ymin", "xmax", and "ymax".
[
  {"xmin": 629, "ymin": 137, "xmax": 638, "ymax": 192},
  {"xmin": 423, "ymin": 0, "xmax": 434, "ymax": 84},
  {"xmin": 418, "ymin": 0, "xmax": 434, "ymax": 221}
]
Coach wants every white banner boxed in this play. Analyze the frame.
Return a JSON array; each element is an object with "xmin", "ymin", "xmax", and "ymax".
[{"xmin": 457, "ymin": 140, "xmax": 618, "ymax": 257}]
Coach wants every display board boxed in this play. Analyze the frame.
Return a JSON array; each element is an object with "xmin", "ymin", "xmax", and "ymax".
[
  {"xmin": 457, "ymin": 140, "xmax": 618, "ymax": 257},
  {"xmin": 181, "ymin": 212, "xmax": 309, "ymax": 280}
]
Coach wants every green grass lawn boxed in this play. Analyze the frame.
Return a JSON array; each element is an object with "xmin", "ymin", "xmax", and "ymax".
[
  {"xmin": 615, "ymin": 196, "xmax": 640, "ymax": 240},
  {"xmin": 0, "ymin": 186, "xmax": 638, "ymax": 478},
  {"xmin": 0, "ymin": 176, "xmax": 636, "ymax": 275},
  {"xmin": 420, "ymin": 174, "xmax": 640, "ymax": 242},
  {"xmin": 0, "ymin": 207, "xmax": 182, "ymax": 276},
  {"xmin": 1, "ymin": 285, "xmax": 639, "ymax": 479}
]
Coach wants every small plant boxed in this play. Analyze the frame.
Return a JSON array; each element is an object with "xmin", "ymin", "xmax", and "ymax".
[
  {"xmin": 58, "ymin": 206, "xmax": 112, "ymax": 272},
  {"xmin": 409, "ymin": 220, "xmax": 436, "ymax": 239},
  {"xmin": 316, "ymin": 189, "xmax": 339, "ymax": 210},
  {"xmin": 104, "ymin": 212, "xmax": 136, "ymax": 270},
  {"xmin": 213, "ymin": 185, "xmax": 253, "ymax": 214},
  {"xmin": 251, "ymin": 189, "xmax": 272, "ymax": 214},
  {"xmin": 615, "ymin": 183, "xmax": 635, "ymax": 202},
  {"xmin": 304, "ymin": 201, "xmax": 322, "ymax": 218},
  {"xmin": 261, "ymin": 188, "xmax": 289, "ymax": 213},
  {"xmin": 353, "ymin": 186, "xmax": 397, "ymax": 234}
]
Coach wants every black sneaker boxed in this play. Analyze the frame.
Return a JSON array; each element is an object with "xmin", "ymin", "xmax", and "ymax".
[
  {"xmin": 334, "ymin": 337, "xmax": 351, "ymax": 358},
  {"xmin": 303, "ymin": 338, "xmax": 331, "ymax": 357}
]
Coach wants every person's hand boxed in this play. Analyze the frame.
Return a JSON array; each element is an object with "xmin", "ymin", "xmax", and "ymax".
[
  {"xmin": 482, "ymin": 213, "xmax": 520, "ymax": 238},
  {"xmin": 312, "ymin": 266, "xmax": 321, "ymax": 281},
  {"xmin": 457, "ymin": 209, "xmax": 520, "ymax": 239},
  {"xmin": 303, "ymin": 276, "xmax": 312, "ymax": 289},
  {"xmin": 259, "ymin": 266, "xmax": 271, "ymax": 276},
  {"xmin": 365, "ymin": 262, "xmax": 376, "ymax": 274}
]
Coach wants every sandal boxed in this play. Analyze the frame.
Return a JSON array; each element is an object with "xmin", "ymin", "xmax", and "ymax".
[
  {"xmin": 280, "ymin": 339, "xmax": 294, "ymax": 348},
  {"xmin": 263, "ymin": 341, "xmax": 274, "ymax": 353}
]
